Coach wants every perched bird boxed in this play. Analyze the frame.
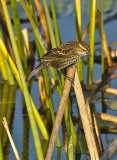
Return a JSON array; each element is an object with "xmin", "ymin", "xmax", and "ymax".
[{"xmin": 26, "ymin": 41, "xmax": 91, "ymax": 81}]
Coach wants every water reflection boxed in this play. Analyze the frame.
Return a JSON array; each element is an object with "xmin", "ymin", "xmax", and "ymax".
[{"xmin": 0, "ymin": 82, "xmax": 16, "ymax": 159}]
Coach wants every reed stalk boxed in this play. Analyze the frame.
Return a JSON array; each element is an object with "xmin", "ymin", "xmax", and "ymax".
[
  {"xmin": 34, "ymin": 0, "xmax": 50, "ymax": 48},
  {"xmin": 64, "ymin": 105, "xmax": 74, "ymax": 160},
  {"xmin": 87, "ymin": 0, "xmax": 96, "ymax": 84},
  {"xmin": 0, "ymin": 51, "xmax": 15, "ymax": 85},
  {"xmin": 50, "ymin": 0, "xmax": 61, "ymax": 46},
  {"xmin": 0, "ymin": 139, "xmax": 3, "ymax": 160},
  {"xmin": 74, "ymin": 71, "xmax": 99, "ymax": 159},
  {"xmin": 75, "ymin": 0, "xmax": 83, "ymax": 83},
  {"xmin": 0, "ymin": 46, "xmax": 8, "ymax": 80},
  {"xmin": 42, "ymin": 0, "xmax": 56, "ymax": 48},
  {"xmin": 0, "ymin": 29, "xmax": 8, "ymax": 80},
  {"xmin": 0, "ymin": 30, "xmax": 15, "ymax": 84},
  {"xmin": 10, "ymin": 0, "xmax": 28, "ymax": 73},
  {"xmin": 101, "ymin": 0, "xmax": 104, "ymax": 76}
]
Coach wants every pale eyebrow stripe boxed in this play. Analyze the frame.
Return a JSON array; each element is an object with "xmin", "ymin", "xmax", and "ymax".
[{"xmin": 79, "ymin": 43, "xmax": 84, "ymax": 49}]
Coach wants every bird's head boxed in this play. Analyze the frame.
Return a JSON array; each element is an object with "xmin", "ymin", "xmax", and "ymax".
[{"xmin": 77, "ymin": 41, "xmax": 92, "ymax": 57}]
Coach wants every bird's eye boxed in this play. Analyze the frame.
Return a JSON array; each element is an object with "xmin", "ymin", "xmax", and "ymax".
[{"xmin": 83, "ymin": 49, "xmax": 86, "ymax": 51}]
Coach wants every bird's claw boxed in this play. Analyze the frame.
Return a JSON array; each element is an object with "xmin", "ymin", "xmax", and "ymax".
[{"xmin": 64, "ymin": 76, "xmax": 74, "ymax": 85}]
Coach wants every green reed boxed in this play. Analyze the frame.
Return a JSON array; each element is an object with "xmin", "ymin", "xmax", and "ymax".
[
  {"xmin": 75, "ymin": 0, "xmax": 83, "ymax": 83},
  {"xmin": 50, "ymin": 0, "xmax": 61, "ymax": 46},
  {"xmin": 101, "ymin": 0, "xmax": 104, "ymax": 76},
  {"xmin": 10, "ymin": 0, "xmax": 28, "ymax": 73},
  {"xmin": 0, "ymin": 29, "xmax": 15, "ymax": 84},
  {"xmin": 87, "ymin": 0, "xmax": 96, "ymax": 84}
]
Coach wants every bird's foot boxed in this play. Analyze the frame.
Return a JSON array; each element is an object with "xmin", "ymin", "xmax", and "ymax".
[{"xmin": 65, "ymin": 76, "xmax": 74, "ymax": 85}]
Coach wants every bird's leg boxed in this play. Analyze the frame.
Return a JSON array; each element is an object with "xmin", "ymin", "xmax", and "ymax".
[
  {"xmin": 65, "ymin": 76, "xmax": 74, "ymax": 84},
  {"xmin": 65, "ymin": 64, "xmax": 77, "ymax": 84},
  {"xmin": 57, "ymin": 68, "xmax": 74, "ymax": 84}
]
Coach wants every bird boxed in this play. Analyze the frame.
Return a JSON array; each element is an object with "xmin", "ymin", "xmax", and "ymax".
[{"xmin": 26, "ymin": 41, "xmax": 91, "ymax": 81}]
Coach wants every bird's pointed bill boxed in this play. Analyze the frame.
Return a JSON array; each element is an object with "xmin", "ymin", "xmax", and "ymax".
[{"xmin": 87, "ymin": 52, "xmax": 92, "ymax": 57}]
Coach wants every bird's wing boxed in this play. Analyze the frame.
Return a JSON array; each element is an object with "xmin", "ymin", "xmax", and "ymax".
[{"xmin": 40, "ymin": 44, "xmax": 76, "ymax": 61}]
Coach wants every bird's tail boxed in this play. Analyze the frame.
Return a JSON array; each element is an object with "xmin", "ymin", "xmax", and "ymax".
[{"xmin": 26, "ymin": 61, "xmax": 50, "ymax": 81}]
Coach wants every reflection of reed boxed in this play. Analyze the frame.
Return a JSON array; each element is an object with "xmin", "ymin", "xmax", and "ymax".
[
  {"xmin": 0, "ymin": 83, "xmax": 16, "ymax": 159},
  {"xmin": 22, "ymin": 98, "xmax": 30, "ymax": 160}
]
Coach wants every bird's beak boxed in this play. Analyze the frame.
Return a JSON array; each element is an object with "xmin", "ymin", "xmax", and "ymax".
[{"xmin": 87, "ymin": 52, "xmax": 92, "ymax": 57}]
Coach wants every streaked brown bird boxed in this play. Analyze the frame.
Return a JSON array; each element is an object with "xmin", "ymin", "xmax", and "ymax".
[{"xmin": 26, "ymin": 41, "xmax": 91, "ymax": 81}]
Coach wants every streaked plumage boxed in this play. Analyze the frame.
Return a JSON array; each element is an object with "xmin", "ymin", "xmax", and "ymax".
[{"xmin": 26, "ymin": 41, "xmax": 91, "ymax": 81}]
